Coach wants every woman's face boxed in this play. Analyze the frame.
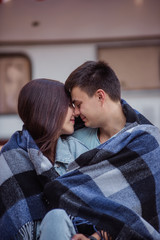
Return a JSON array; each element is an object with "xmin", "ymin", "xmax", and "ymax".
[{"xmin": 61, "ymin": 104, "xmax": 75, "ymax": 135}]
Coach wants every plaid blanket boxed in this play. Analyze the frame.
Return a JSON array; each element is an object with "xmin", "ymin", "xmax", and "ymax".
[
  {"xmin": 0, "ymin": 128, "xmax": 58, "ymax": 240},
  {"xmin": 44, "ymin": 100, "xmax": 160, "ymax": 240}
]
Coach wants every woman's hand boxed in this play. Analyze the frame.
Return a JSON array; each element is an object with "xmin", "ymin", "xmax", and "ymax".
[
  {"xmin": 72, "ymin": 234, "xmax": 90, "ymax": 240},
  {"xmin": 71, "ymin": 231, "xmax": 111, "ymax": 240},
  {"xmin": 72, "ymin": 232, "xmax": 100, "ymax": 240}
]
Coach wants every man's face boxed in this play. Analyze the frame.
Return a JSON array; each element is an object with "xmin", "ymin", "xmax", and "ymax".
[{"xmin": 71, "ymin": 86, "xmax": 101, "ymax": 128}]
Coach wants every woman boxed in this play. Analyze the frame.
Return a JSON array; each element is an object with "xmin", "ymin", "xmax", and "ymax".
[{"xmin": 0, "ymin": 78, "xmax": 88, "ymax": 240}]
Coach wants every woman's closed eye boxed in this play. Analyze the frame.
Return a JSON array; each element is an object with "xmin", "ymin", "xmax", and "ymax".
[{"xmin": 69, "ymin": 103, "xmax": 75, "ymax": 109}]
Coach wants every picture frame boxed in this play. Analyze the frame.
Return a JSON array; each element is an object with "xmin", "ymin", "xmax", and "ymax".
[
  {"xmin": 0, "ymin": 53, "xmax": 31, "ymax": 114},
  {"xmin": 97, "ymin": 42, "xmax": 160, "ymax": 90}
]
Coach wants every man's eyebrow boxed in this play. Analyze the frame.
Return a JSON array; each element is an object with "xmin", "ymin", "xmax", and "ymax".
[{"xmin": 72, "ymin": 100, "xmax": 81, "ymax": 104}]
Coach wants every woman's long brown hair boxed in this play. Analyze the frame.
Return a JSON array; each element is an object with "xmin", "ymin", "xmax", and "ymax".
[{"xmin": 18, "ymin": 78, "xmax": 70, "ymax": 163}]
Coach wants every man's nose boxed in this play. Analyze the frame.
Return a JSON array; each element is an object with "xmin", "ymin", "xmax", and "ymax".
[{"xmin": 74, "ymin": 107, "xmax": 80, "ymax": 117}]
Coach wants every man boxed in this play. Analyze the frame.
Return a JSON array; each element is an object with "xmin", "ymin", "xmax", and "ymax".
[
  {"xmin": 67, "ymin": 61, "xmax": 127, "ymax": 149},
  {"xmin": 42, "ymin": 61, "xmax": 160, "ymax": 240}
]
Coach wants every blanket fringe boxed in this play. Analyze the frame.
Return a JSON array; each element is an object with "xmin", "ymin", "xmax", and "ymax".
[{"xmin": 16, "ymin": 221, "xmax": 40, "ymax": 240}]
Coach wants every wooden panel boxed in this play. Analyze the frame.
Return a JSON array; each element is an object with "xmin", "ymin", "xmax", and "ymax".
[{"xmin": 98, "ymin": 46, "xmax": 160, "ymax": 90}]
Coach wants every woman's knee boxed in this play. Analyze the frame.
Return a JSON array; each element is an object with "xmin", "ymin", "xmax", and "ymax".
[
  {"xmin": 42, "ymin": 209, "xmax": 68, "ymax": 224},
  {"xmin": 40, "ymin": 209, "xmax": 76, "ymax": 239}
]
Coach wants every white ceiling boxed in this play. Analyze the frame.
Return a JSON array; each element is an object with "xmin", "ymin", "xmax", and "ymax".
[{"xmin": 0, "ymin": 0, "xmax": 160, "ymax": 43}]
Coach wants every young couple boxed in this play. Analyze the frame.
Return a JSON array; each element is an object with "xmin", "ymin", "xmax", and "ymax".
[{"xmin": 0, "ymin": 61, "xmax": 160, "ymax": 240}]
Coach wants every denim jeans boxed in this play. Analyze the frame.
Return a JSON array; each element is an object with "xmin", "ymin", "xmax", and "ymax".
[{"xmin": 39, "ymin": 209, "xmax": 76, "ymax": 240}]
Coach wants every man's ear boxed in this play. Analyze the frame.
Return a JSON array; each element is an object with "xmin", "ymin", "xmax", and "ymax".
[{"xmin": 95, "ymin": 89, "xmax": 106, "ymax": 103}]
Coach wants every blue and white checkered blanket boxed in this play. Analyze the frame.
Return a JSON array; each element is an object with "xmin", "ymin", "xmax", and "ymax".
[
  {"xmin": 44, "ymin": 100, "xmax": 160, "ymax": 240},
  {"xmin": 0, "ymin": 129, "xmax": 58, "ymax": 239}
]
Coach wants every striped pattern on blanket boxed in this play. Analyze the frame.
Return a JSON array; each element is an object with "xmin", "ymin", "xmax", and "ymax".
[
  {"xmin": 44, "ymin": 100, "xmax": 160, "ymax": 240},
  {"xmin": 0, "ymin": 129, "xmax": 58, "ymax": 239}
]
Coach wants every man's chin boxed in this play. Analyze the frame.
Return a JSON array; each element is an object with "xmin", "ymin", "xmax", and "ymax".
[
  {"xmin": 84, "ymin": 122, "xmax": 89, "ymax": 127},
  {"xmin": 85, "ymin": 122, "xmax": 98, "ymax": 128}
]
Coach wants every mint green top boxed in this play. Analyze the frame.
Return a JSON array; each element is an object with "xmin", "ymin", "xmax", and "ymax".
[{"xmin": 72, "ymin": 127, "xmax": 100, "ymax": 150}]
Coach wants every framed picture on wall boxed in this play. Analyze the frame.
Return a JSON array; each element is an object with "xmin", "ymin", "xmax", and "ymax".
[
  {"xmin": 98, "ymin": 44, "xmax": 160, "ymax": 90},
  {"xmin": 0, "ymin": 53, "xmax": 31, "ymax": 114}
]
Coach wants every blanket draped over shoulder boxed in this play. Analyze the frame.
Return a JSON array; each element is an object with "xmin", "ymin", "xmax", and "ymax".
[
  {"xmin": 44, "ymin": 100, "xmax": 160, "ymax": 240},
  {"xmin": 0, "ymin": 129, "xmax": 58, "ymax": 240}
]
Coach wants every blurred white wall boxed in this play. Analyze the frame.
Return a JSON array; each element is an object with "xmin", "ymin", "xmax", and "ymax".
[{"xmin": 0, "ymin": 44, "xmax": 96, "ymax": 81}]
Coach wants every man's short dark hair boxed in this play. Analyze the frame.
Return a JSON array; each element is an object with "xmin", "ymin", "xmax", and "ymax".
[{"xmin": 65, "ymin": 61, "xmax": 121, "ymax": 101}]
